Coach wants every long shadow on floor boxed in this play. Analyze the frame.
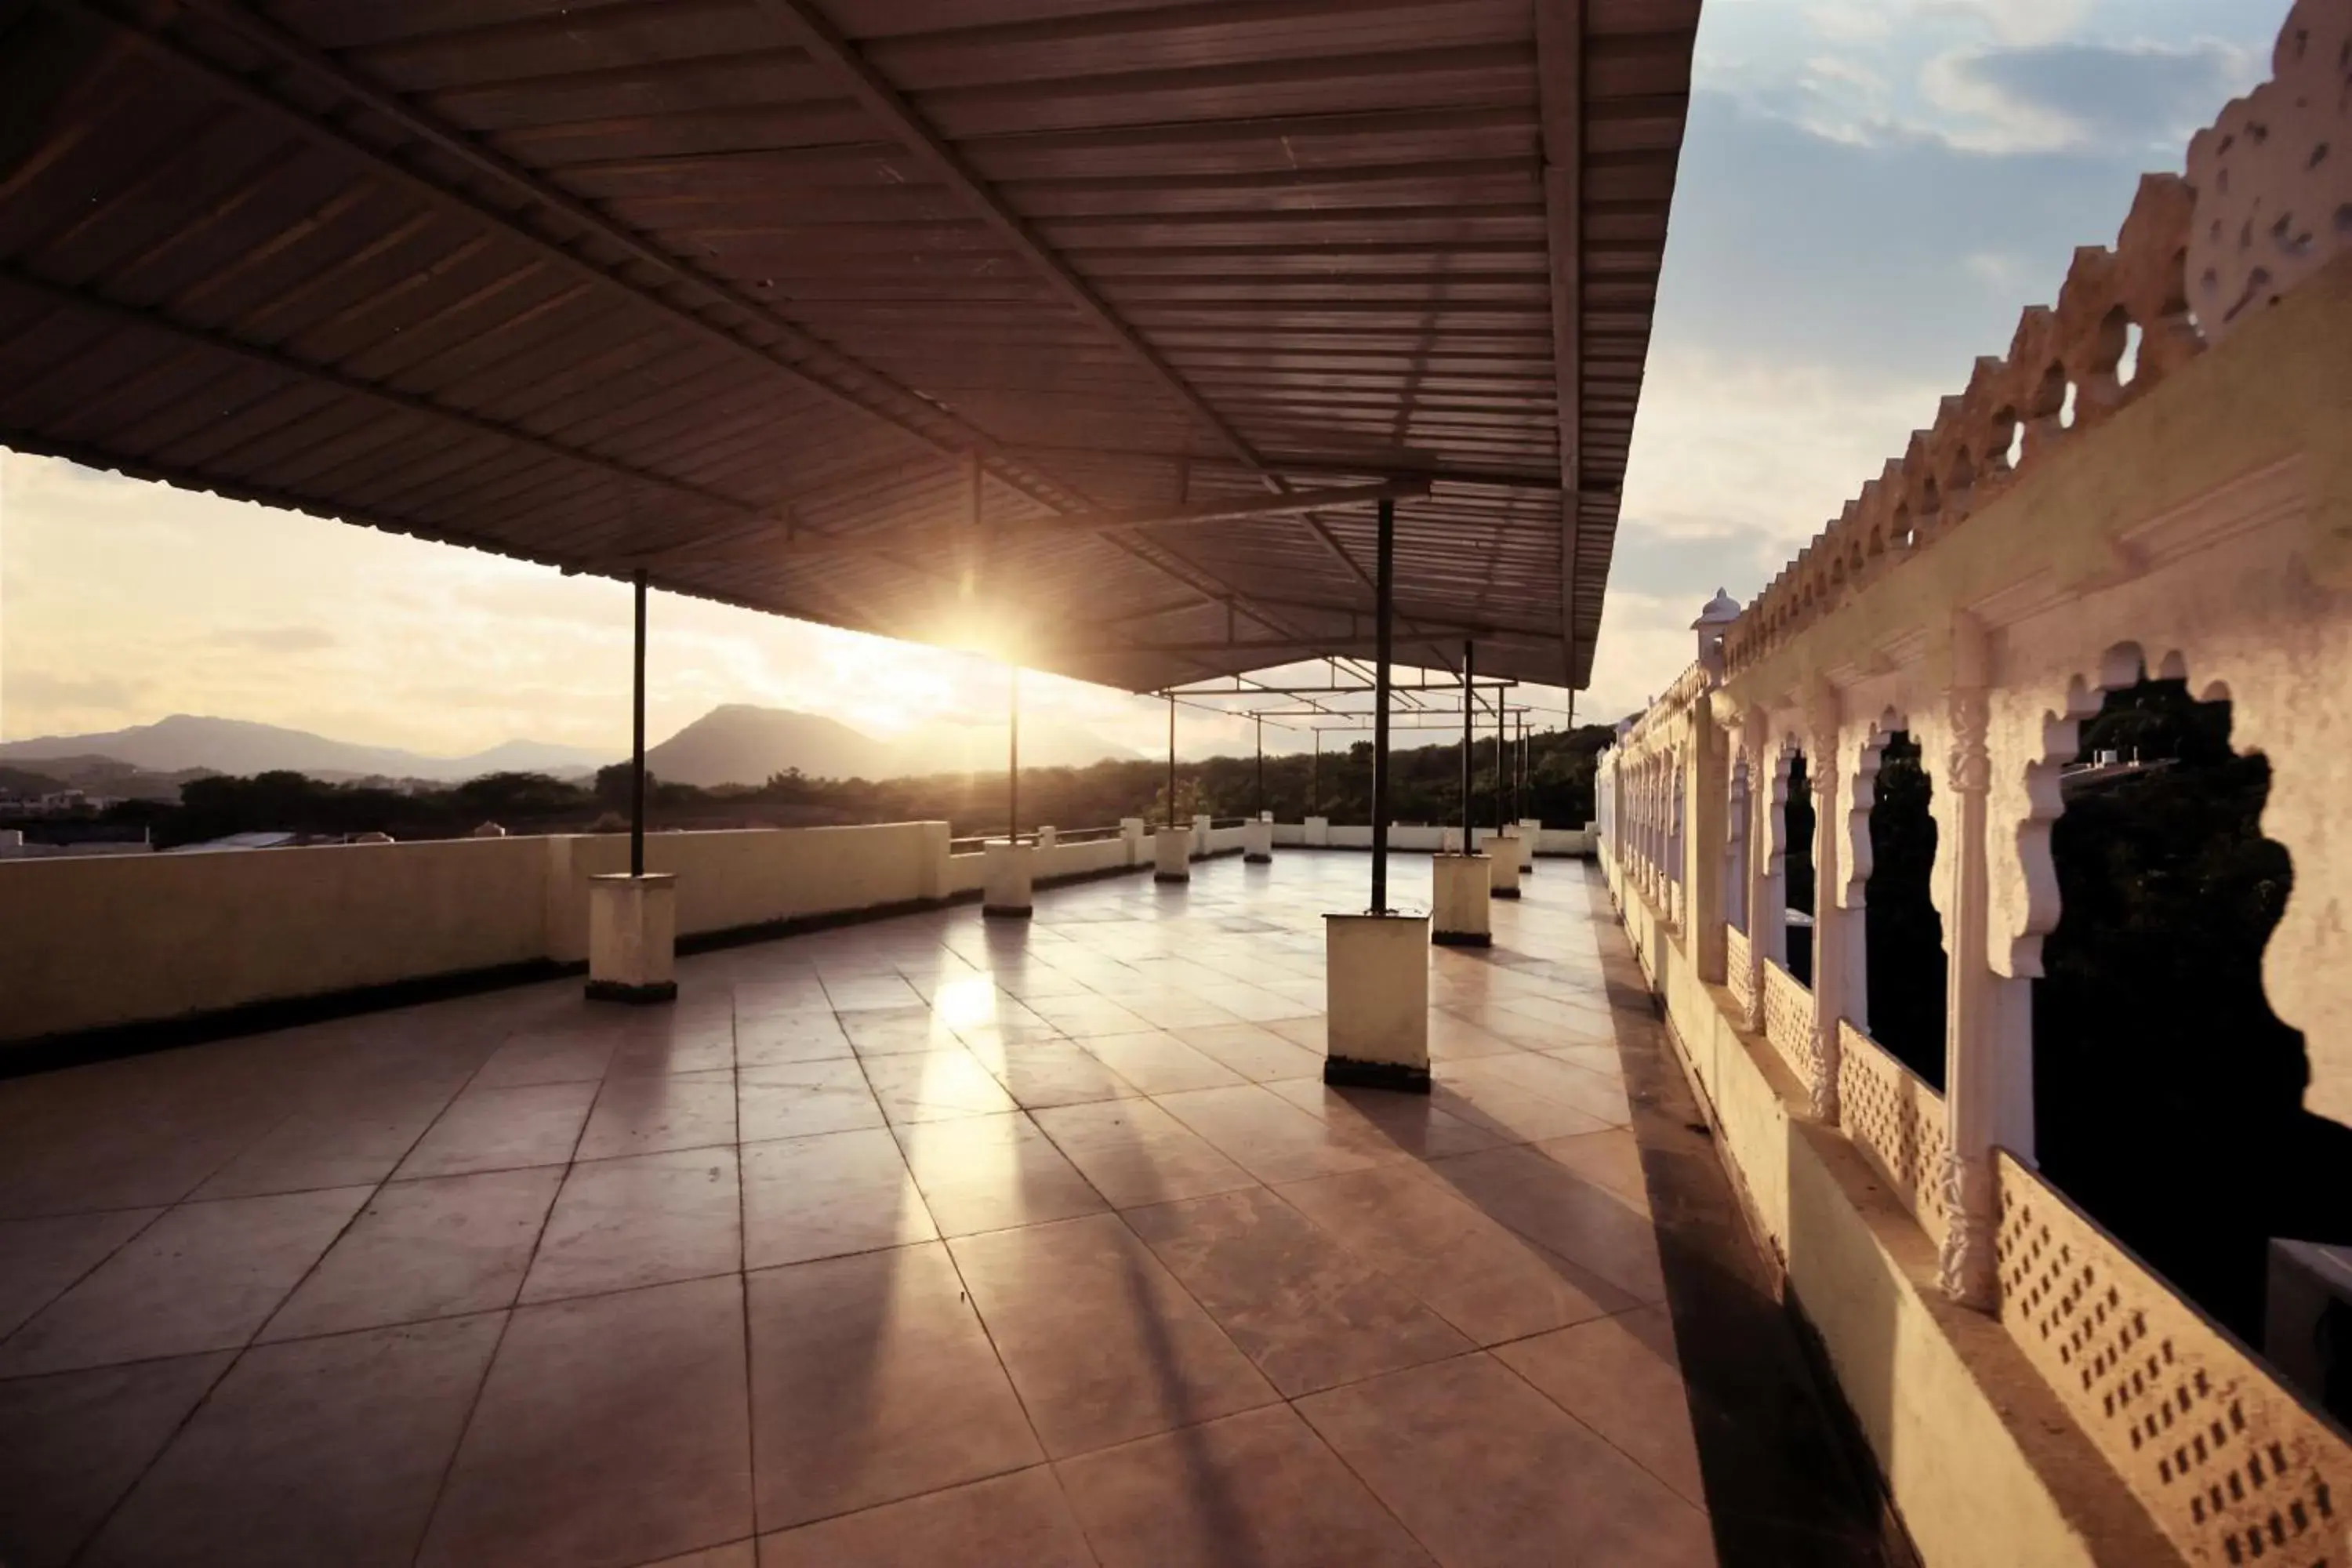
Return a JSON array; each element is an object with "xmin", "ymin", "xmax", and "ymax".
[
  {"xmin": 1356, "ymin": 866, "xmax": 1915, "ymax": 1568},
  {"xmin": 1583, "ymin": 873, "xmax": 1913, "ymax": 1568}
]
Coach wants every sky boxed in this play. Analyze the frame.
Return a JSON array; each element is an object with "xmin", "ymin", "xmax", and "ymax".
[{"xmin": 0, "ymin": 0, "xmax": 2291, "ymax": 765}]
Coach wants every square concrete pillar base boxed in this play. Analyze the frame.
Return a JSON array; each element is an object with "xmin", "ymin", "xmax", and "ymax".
[
  {"xmin": 587, "ymin": 872, "xmax": 677, "ymax": 1004},
  {"xmin": 1303, "ymin": 816, "xmax": 1330, "ymax": 847},
  {"xmin": 1243, "ymin": 819, "xmax": 1273, "ymax": 863},
  {"xmin": 1154, "ymin": 829, "xmax": 1190, "ymax": 883},
  {"xmin": 983, "ymin": 840, "xmax": 1034, "ymax": 919},
  {"xmin": 1431, "ymin": 853, "xmax": 1492, "ymax": 947},
  {"xmin": 1517, "ymin": 819, "xmax": 1542, "ymax": 873},
  {"xmin": 1323, "ymin": 911, "xmax": 1431, "ymax": 1093},
  {"xmin": 1489, "ymin": 829, "xmax": 1523, "ymax": 900},
  {"xmin": 1191, "ymin": 812, "xmax": 1214, "ymax": 859}
]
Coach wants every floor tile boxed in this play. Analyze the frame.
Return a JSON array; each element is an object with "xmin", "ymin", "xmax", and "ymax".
[
  {"xmin": 394, "ymin": 1080, "xmax": 598, "ymax": 1180},
  {"xmin": 950, "ymin": 1213, "xmax": 1277, "ymax": 1458},
  {"xmin": 474, "ymin": 1031, "xmax": 619, "ymax": 1087},
  {"xmin": 736, "ymin": 1058, "xmax": 885, "ymax": 1142},
  {"xmin": 1124, "ymin": 1187, "xmax": 1470, "ymax": 1396},
  {"xmin": 608, "ymin": 1028, "xmax": 735, "ymax": 1077},
  {"xmin": 0, "ymin": 1352, "xmax": 230, "ymax": 1568},
  {"xmin": 1076, "ymin": 1032, "xmax": 1243, "ymax": 1095},
  {"xmin": 1536, "ymin": 1127, "xmax": 1654, "ymax": 1215},
  {"xmin": 1116, "ymin": 990, "xmax": 1241, "ymax": 1031},
  {"xmin": 1057, "ymin": 1403, "xmax": 1436, "ymax": 1567},
  {"xmin": 1264, "ymin": 1078, "xmax": 1505, "ymax": 1161},
  {"xmin": 740, "ymin": 1128, "xmax": 934, "ymax": 1269},
  {"xmin": 1494, "ymin": 1308, "xmax": 1707, "ymax": 1508},
  {"xmin": 1450, "ymin": 1052, "xmax": 1633, "ymax": 1127},
  {"xmin": 1428, "ymin": 1145, "xmax": 1668, "ymax": 1303},
  {"xmin": 1168, "ymin": 1022, "xmax": 1324, "ymax": 1083},
  {"xmin": 859, "ymin": 1049, "xmax": 1022, "ymax": 1123},
  {"xmin": 840, "ymin": 1006, "xmax": 951, "ymax": 1057},
  {"xmin": 0, "ymin": 1208, "xmax": 162, "ymax": 1341},
  {"xmin": 1265, "ymin": 1015, "xmax": 1327, "ymax": 1052},
  {"xmin": 634, "ymin": 1543, "xmax": 755, "ymax": 1568},
  {"xmin": 823, "ymin": 975, "xmax": 926, "ymax": 1012},
  {"xmin": 1029, "ymin": 1100, "xmax": 1258, "ymax": 1210},
  {"xmin": 1276, "ymin": 1165, "xmax": 1635, "ymax": 1345},
  {"xmin": 1542, "ymin": 1041, "xmax": 1629, "ymax": 1080},
  {"xmin": 754, "ymin": 1467, "xmax": 1092, "ymax": 1568},
  {"xmin": 1428, "ymin": 1073, "xmax": 1614, "ymax": 1146},
  {"xmin": 0, "ymin": 1187, "xmax": 372, "ymax": 1375},
  {"xmin": 262, "ymin": 1166, "xmax": 564, "ymax": 1340},
  {"xmin": 746, "ymin": 1242, "xmax": 1038, "ymax": 1529},
  {"xmin": 1298, "ymin": 1353, "xmax": 1716, "ymax": 1567},
  {"xmin": 1024, "ymin": 994, "xmax": 1156, "ymax": 1038},
  {"xmin": 576, "ymin": 1070, "xmax": 739, "ymax": 1162},
  {"xmin": 890, "ymin": 1113, "xmax": 1107, "ymax": 1236},
  {"xmin": 1154, "ymin": 1083, "xmax": 1393, "ymax": 1185},
  {"xmin": 969, "ymin": 1038, "xmax": 1144, "ymax": 1109},
  {"xmin": 85, "ymin": 1314, "xmax": 503, "ymax": 1568},
  {"xmin": 193, "ymin": 1091, "xmax": 456, "ymax": 1199},
  {"xmin": 521, "ymin": 1148, "xmax": 741, "ymax": 1303},
  {"xmin": 419, "ymin": 1275, "xmax": 752, "ymax": 1568},
  {"xmin": 734, "ymin": 1013, "xmax": 851, "ymax": 1066}
]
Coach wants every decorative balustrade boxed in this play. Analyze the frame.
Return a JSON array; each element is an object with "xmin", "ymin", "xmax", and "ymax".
[
  {"xmin": 1725, "ymin": 925, "xmax": 1753, "ymax": 1013},
  {"xmin": 1837, "ymin": 1022, "xmax": 1949, "ymax": 1243},
  {"xmin": 1997, "ymin": 1152, "xmax": 2352, "ymax": 1568},
  {"xmin": 1760, "ymin": 960, "xmax": 1815, "ymax": 1087}
]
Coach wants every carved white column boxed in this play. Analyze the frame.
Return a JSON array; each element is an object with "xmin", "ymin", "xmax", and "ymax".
[
  {"xmin": 1742, "ymin": 715, "xmax": 1775, "ymax": 1032},
  {"xmin": 1724, "ymin": 747, "xmax": 1750, "ymax": 935},
  {"xmin": 1687, "ymin": 714, "xmax": 1728, "ymax": 982},
  {"xmin": 1937, "ymin": 615, "xmax": 2000, "ymax": 1307},
  {"xmin": 1805, "ymin": 681, "xmax": 1845, "ymax": 1125}
]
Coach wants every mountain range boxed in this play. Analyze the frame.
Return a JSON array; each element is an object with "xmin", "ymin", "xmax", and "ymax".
[
  {"xmin": 1, "ymin": 706, "xmax": 1138, "ymax": 791},
  {"xmin": 642, "ymin": 704, "xmax": 1138, "ymax": 787},
  {"xmin": 0, "ymin": 715, "xmax": 609, "ymax": 784}
]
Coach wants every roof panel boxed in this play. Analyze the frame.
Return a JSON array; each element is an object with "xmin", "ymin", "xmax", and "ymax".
[{"xmin": 0, "ymin": 0, "xmax": 1697, "ymax": 693}]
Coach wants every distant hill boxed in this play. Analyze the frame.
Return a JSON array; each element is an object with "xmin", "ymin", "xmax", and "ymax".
[
  {"xmin": 2, "ymin": 706, "xmax": 1140, "ymax": 794},
  {"xmin": 641, "ymin": 705, "xmax": 1140, "ymax": 788},
  {"xmin": 0, "ymin": 715, "xmax": 609, "ymax": 784},
  {"xmin": 641, "ymin": 706, "xmax": 895, "ymax": 788}
]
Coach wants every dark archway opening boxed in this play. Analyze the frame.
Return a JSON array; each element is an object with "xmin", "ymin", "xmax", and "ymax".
[
  {"xmin": 1864, "ymin": 733, "xmax": 1947, "ymax": 1086},
  {"xmin": 1784, "ymin": 750, "xmax": 1816, "ymax": 985},
  {"xmin": 2034, "ymin": 676, "xmax": 2347, "ymax": 1347}
]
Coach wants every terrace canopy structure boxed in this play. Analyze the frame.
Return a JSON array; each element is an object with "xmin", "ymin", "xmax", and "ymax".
[{"xmin": 0, "ymin": 0, "xmax": 1695, "ymax": 694}]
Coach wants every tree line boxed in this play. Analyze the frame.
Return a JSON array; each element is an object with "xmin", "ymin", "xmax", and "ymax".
[{"xmin": 89, "ymin": 725, "xmax": 1613, "ymax": 849}]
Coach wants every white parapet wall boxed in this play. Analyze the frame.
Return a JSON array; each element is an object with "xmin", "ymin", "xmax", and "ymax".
[{"xmin": 0, "ymin": 817, "xmax": 1171, "ymax": 1044}]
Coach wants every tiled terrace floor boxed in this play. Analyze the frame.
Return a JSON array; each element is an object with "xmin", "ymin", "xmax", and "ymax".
[{"xmin": 0, "ymin": 852, "xmax": 1891, "ymax": 1568}]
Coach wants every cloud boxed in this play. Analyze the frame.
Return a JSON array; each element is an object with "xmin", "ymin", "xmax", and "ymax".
[
  {"xmin": 1915, "ymin": 0, "xmax": 2095, "ymax": 48},
  {"xmin": 206, "ymin": 625, "xmax": 339, "ymax": 654},
  {"xmin": 1922, "ymin": 38, "xmax": 2262, "ymax": 153},
  {"xmin": 2, "ymin": 669, "xmax": 147, "ymax": 733}
]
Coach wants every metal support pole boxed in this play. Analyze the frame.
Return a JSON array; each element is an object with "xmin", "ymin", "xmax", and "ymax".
[
  {"xmin": 1166, "ymin": 693, "xmax": 1178, "ymax": 828},
  {"xmin": 1310, "ymin": 729, "xmax": 1319, "ymax": 818},
  {"xmin": 1254, "ymin": 714, "xmax": 1264, "ymax": 818},
  {"xmin": 630, "ymin": 568, "xmax": 648, "ymax": 879},
  {"xmin": 1370, "ymin": 496, "xmax": 1396, "ymax": 913},
  {"xmin": 1008, "ymin": 665, "xmax": 1020, "ymax": 844},
  {"xmin": 1459, "ymin": 641, "xmax": 1474, "ymax": 851},
  {"xmin": 1494, "ymin": 695, "xmax": 1506, "ymax": 836}
]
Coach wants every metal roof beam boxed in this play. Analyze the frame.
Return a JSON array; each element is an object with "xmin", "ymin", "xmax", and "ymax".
[
  {"xmin": 615, "ymin": 480, "xmax": 1428, "ymax": 566},
  {"xmin": 103, "ymin": 0, "xmax": 1087, "ymax": 504},
  {"xmin": 1537, "ymin": 0, "xmax": 1585, "ymax": 689},
  {"xmin": 746, "ymin": 0, "xmax": 1376, "ymax": 591}
]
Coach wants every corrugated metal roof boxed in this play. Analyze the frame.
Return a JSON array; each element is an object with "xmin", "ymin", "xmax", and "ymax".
[{"xmin": 0, "ymin": 0, "xmax": 1696, "ymax": 692}]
